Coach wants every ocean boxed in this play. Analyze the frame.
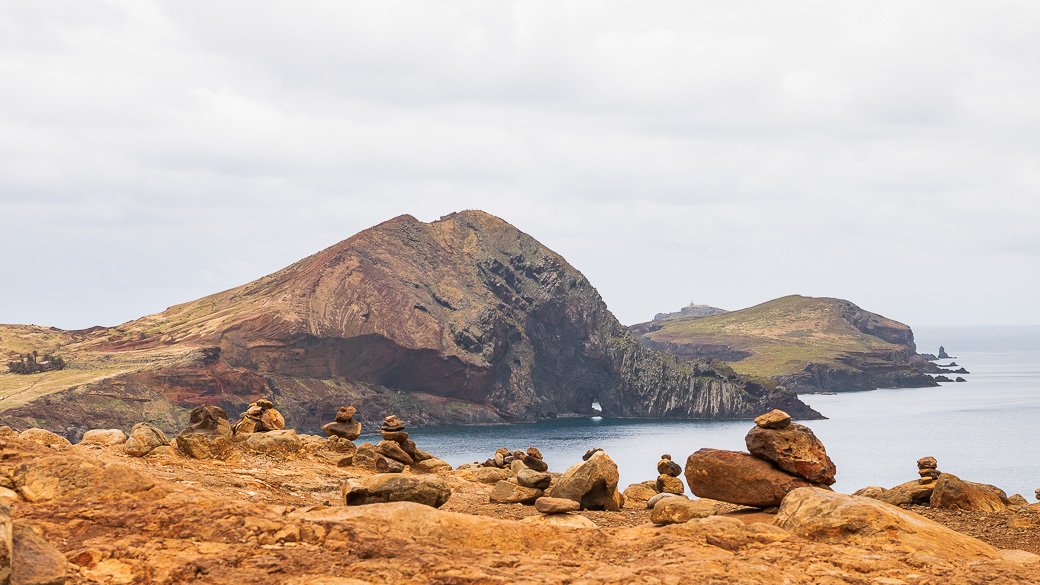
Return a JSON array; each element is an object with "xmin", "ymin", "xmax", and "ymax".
[{"xmin": 406, "ymin": 325, "xmax": 1040, "ymax": 501}]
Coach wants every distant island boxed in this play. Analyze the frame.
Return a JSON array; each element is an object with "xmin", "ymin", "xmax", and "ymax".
[{"xmin": 630, "ymin": 295, "xmax": 939, "ymax": 393}]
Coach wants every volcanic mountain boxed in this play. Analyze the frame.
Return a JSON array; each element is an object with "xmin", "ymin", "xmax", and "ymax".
[
  {"xmin": 630, "ymin": 295, "xmax": 939, "ymax": 393},
  {"xmin": 0, "ymin": 211, "xmax": 818, "ymax": 434}
]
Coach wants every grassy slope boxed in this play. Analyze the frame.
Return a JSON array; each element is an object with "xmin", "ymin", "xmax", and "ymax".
[
  {"xmin": 640, "ymin": 295, "xmax": 902, "ymax": 378},
  {"xmin": 0, "ymin": 324, "xmax": 198, "ymax": 410}
]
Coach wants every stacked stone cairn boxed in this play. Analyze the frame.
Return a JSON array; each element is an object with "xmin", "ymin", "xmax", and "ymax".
[
  {"xmin": 860, "ymin": 455, "xmax": 1014, "ymax": 512},
  {"xmin": 232, "ymin": 399, "xmax": 286, "ymax": 436},
  {"xmin": 621, "ymin": 454, "xmax": 685, "ymax": 505},
  {"xmin": 683, "ymin": 409, "xmax": 836, "ymax": 509},
  {"xmin": 349, "ymin": 415, "xmax": 450, "ymax": 474},
  {"xmin": 487, "ymin": 446, "xmax": 553, "ymax": 505}
]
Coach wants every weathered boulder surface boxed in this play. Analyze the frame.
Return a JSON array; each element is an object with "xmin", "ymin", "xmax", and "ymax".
[
  {"xmin": 175, "ymin": 405, "xmax": 233, "ymax": 460},
  {"xmin": 519, "ymin": 514, "xmax": 597, "ymax": 528},
  {"xmin": 930, "ymin": 474, "xmax": 1009, "ymax": 512},
  {"xmin": 13, "ymin": 524, "xmax": 67, "ymax": 585},
  {"xmin": 623, "ymin": 481, "xmax": 659, "ymax": 503},
  {"xmin": 650, "ymin": 498, "xmax": 716, "ymax": 525},
  {"xmin": 342, "ymin": 475, "xmax": 451, "ymax": 508},
  {"xmin": 546, "ymin": 451, "xmax": 623, "ymax": 511},
  {"xmin": 534, "ymin": 497, "xmax": 580, "ymax": 514},
  {"xmin": 243, "ymin": 429, "xmax": 302, "ymax": 455},
  {"xmin": 80, "ymin": 429, "xmax": 127, "ymax": 446},
  {"xmin": 123, "ymin": 423, "xmax": 169, "ymax": 457},
  {"xmin": 775, "ymin": 487, "xmax": 1012, "ymax": 562},
  {"xmin": 489, "ymin": 481, "xmax": 542, "ymax": 505},
  {"xmin": 685, "ymin": 448, "xmax": 814, "ymax": 508},
  {"xmin": 876, "ymin": 479, "xmax": 935, "ymax": 507},
  {"xmin": 647, "ymin": 492, "xmax": 686, "ymax": 509},
  {"xmin": 452, "ymin": 467, "xmax": 512, "ymax": 484},
  {"xmin": 657, "ymin": 474, "xmax": 684, "ymax": 495},
  {"xmin": 17, "ymin": 429, "xmax": 70, "ymax": 450},
  {"xmin": 516, "ymin": 468, "xmax": 552, "ymax": 490},
  {"xmin": 745, "ymin": 422, "xmax": 836, "ymax": 485}
]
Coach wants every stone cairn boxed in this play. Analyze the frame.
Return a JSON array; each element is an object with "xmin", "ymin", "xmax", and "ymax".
[
  {"xmin": 318, "ymin": 406, "xmax": 363, "ymax": 465},
  {"xmin": 622, "ymin": 454, "xmax": 685, "ymax": 505},
  {"xmin": 481, "ymin": 446, "xmax": 548, "ymax": 473},
  {"xmin": 232, "ymin": 399, "xmax": 286, "ymax": 436},
  {"xmin": 486, "ymin": 447, "xmax": 553, "ymax": 505},
  {"xmin": 348, "ymin": 415, "xmax": 445, "ymax": 474},
  {"xmin": 917, "ymin": 456, "xmax": 940, "ymax": 487},
  {"xmin": 681, "ymin": 409, "xmax": 837, "ymax": 509}
]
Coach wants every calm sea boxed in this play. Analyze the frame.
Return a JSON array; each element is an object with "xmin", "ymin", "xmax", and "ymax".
[{"xmin": 405, "ymin": 326, "xmax": 1040, "ymax": 501}]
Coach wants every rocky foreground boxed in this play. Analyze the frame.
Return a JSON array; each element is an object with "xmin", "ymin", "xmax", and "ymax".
[{"xmin": 1, "ymin": 409, "xmax": 1039, "ymax": 584}]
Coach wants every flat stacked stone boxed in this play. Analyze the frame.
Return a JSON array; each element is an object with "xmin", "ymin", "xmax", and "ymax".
[
  {"xmin": 321, "ymin": 406, "xmax": 362, "ymax": 440},
  {"xmin": 656, "ymin": 454, "xmax": 685, "ymax": 494},
  {"xmin": 232, "ymin": 398, "xmax": 286, "ymax": 436},
  {"xmin": 361, "ymin": 415, "xmax": 448, "ymax": 474},
  {"xmin": 917, "ymin": 456, "xmax": 941, "ymax": 486}
]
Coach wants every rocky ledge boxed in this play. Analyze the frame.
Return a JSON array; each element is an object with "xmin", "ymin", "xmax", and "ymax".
[{"xmin": 1, "ymin": 404, "xmax": 1038, "ymax": 583}]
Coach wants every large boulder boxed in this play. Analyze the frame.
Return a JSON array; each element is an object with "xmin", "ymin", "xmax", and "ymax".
[
  {"xmin": 123, "ymin": 423, "xmax": 170, "ymax": 457},
  {"xmin": 745, "ymin": 423, "xmax": 836, "ymax": 485},
  {"xmin": 17, "ymin": 428, "xmax": 70, "ymax": 449},
  {"xmin": 175, "ymin": 405, "xmax": 233, "ymax": 460},
  {"xmin": 930, "ymin": 474, "xmax": 1009, "ymax": 512},
  {"xmin": 775, "ymin": 487, "xmax": 1005, "ymax": 562},
  {"xmin": 546, "ymin": 451, "xmax": 624, "ymax": 511},
  {"xmin": 534, "ymin": 497, "xmax": 580, "ymax": 514},
  {"xmin": 79, "ymin": 429, "xmax": 127, "ymax": 446},
  {"xmin": 342, "ymin": 475, "xmax": 451, "ymax": 508},
  {"xmin": 684, "ymin": 448, "xmax": 814, "ymax": 508}
]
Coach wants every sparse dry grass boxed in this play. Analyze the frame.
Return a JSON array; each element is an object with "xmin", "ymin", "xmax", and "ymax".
[{"xmin": 643, "ymin": 295, "xmax": 903, "ymax": 378}]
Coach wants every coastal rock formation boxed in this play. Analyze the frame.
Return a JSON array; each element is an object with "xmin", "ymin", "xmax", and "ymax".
[
  {"xmin": 546, "ymin": 450, "xmax": 624, "ymax": 511},
  {"xmin": 175, "ymin": 405, "xmax": 233, "ymax": 460},
  {"xmin": 684, "ymin": 448, "xmax": 814, "ymax": 508},
  {"xmin": 342, "ymin": 475, "xmax": 451, "ymax": 508},
  {"xmin": 1, "ymin": 428, "xmax": 1038, "ymax": 582},
  {"xmin": 684, "ymin": 411, "xmax": 834, "ymax": 508},
  {"xmin": 631, "ymin": 295, "xmax": 940, "ymax": 394},
  {"xmin": 745, "ymin": 417, "xmax": 836, "ymax": 485},
  {"xmin": 939, "ymin": 346, "xmax": 952, "ymax": 359},
  {"xmin": 0, "ymin": 211, "xmax": 819, "ymax": 434}
]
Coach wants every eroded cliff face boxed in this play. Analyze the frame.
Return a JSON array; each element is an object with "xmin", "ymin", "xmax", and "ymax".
[{"xmin": 1, "ymin": 211, "xmax": 819, "ymax": 433}]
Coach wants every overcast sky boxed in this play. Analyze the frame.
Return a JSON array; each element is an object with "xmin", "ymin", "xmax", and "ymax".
[{"xmin": 1, "ymin": 1, "xmax": 1038, "ymax": 330}]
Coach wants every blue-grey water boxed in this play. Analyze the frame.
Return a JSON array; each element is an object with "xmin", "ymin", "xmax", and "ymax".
[{"xmin": 404, "ymin": 326, "xmax": 1040, "ymax": 501}]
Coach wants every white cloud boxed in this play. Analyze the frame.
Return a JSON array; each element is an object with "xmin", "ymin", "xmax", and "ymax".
[{"xmin": 1, "ymin": 1, "xmax": 1038, "ymax": 328}]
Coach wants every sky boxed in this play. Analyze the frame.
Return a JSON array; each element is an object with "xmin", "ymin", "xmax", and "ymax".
[{"xmin": 1, "ymin": 1, "xmax": 1038, "ymax": 329}]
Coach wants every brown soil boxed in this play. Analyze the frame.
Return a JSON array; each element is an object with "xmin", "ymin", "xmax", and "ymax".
[{"xmin": 4, "ymin": 436, "xmax": 1039, "ymax": 584}]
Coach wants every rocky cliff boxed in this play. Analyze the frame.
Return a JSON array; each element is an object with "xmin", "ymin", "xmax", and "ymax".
[
  {"xmin": 631, "ymin": 295, "xmax": 938, "ymax": 393},
  {"xmin": 0, "ymin": 211, "xmax": 819, "ymax": 434}
]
